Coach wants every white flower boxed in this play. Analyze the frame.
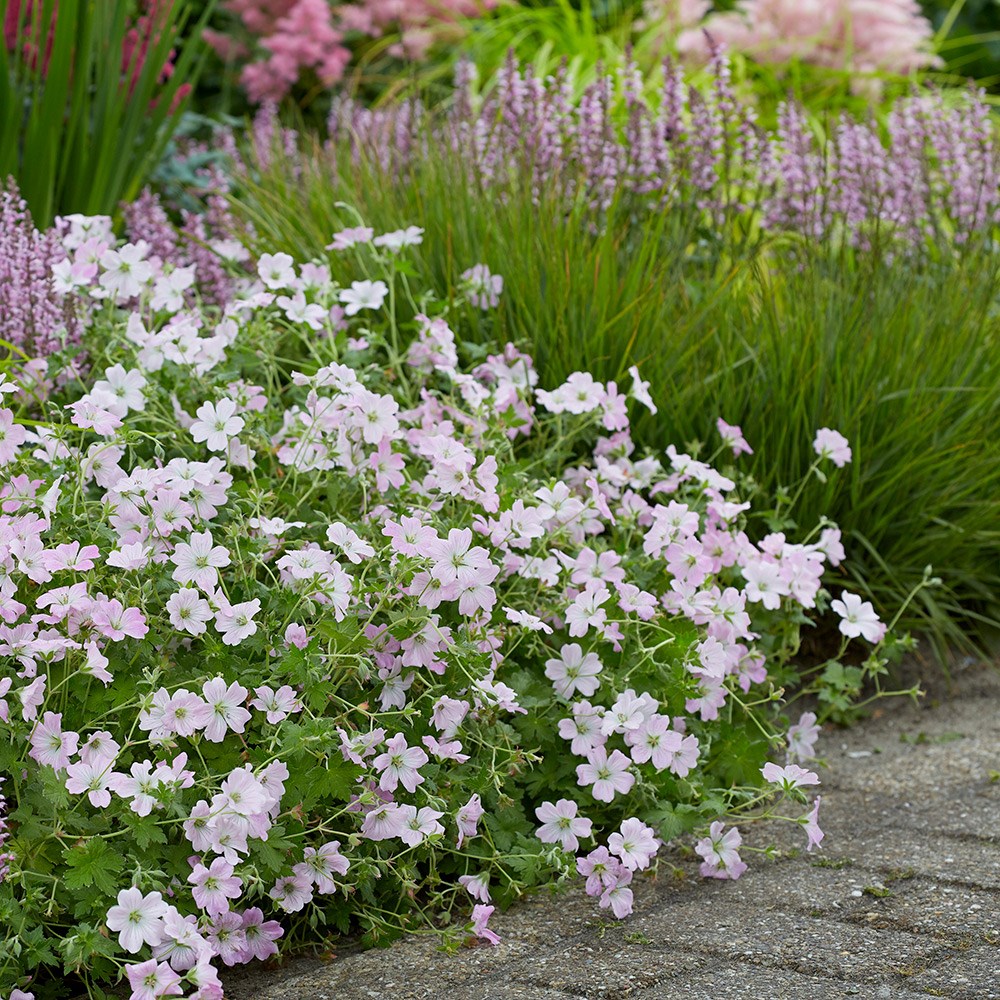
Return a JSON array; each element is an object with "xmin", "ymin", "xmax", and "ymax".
[
  {"xmin": 830, "ymin": 590, "xmax": 885, "ymax": 643},
  {"xmin": 190, "ymin": 398, "xmax": 244, "ymax": 452},
  {"xmin": 276, "ymin": 290, "xmax": 327, "ymax": 330},
  {"xmin": 339, "ymin": 280, "xmax": 388, "ymax": 316},
  {"xmin": 373, "ymin": 226, "xmax": 424, "ymax": 251},
  {"xmin": 91, "ymin": 365, "xmax": 147, "ymax": 414},
  {"xmin": 99, "ymin": 242, "xmax": 154, "ymax": 300},
  {"xmin": 257, "ymin": 252, "xmax": 296, "ymax": 290},
  {"xmin": 628, "ymin": 365, "xmax": 657, "ymax": 414},
  {"xmin": 150, "ymin": 265, "xmax": 196, "ymax": 312},
  {"xmin": 215, "ymin": 599, "xmax": 262, "ymax": 646},
  {"xmin": 105, "ymin": 888, "xmax": 169, "ymax": 953},
  {"xmin": 166, "ymin": 588, "xmax": 213, "ymax": 635}
]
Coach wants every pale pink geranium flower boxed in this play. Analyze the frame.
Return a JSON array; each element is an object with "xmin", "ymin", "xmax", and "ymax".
[
  {"xmin": 326, "ymin": 522, "xmax": 376, "ymax": 563},
  {"xmin": 628, "ymin": 365, "xmax": 658, "ymax": 414},
  {"xmin": 239, "ymin": 907, "xmax": 285, "ymax": 962},
  {"xmin": 163, "ymin": 689, "xmax": 209, "ymax": 738},
  {"xmin": 99, "ymin": 242, "xmax": 153, "ymax": 300},
  {"xmin": 470, "ymin": 903, "xmax": 501, "ymax": 945},
  {"xmin": 557, "ymin": 700, "xmax": 606, "ymax": 756},
  {"xmin": 296, "ymin": 841, "xmax": 350, "ymax": 894},
  {"xmin": 601, "ymin": 689, "xmax": 650, "ymax": 737},
  {"xmin": 564, "ymin": 586, "xmax": 610, "ymax": 637},
  {"xmin": 214, "ymin": 598, "xmax": 261, "ymax": 646},
  {"xmin": 786, "ymin": 711, "xmax": 821, "ymax": 763},
  {"xmin": 461, "ymin": 263, "xmax": 504, "ymax": 309},
  {"xmin": 695, "ymin": 821, "xmax": 748, "ymax": 880},
  {"xmin": 125, "ymin": 958, "xmax": 182, "ymax": 1000},
  {"xmin": 761, "ymin": 762, "xmax": 821, "ymax": 791},
  {"xmin": 250, "ymin": 685, "xmax": 302, "ymax": 724},
  {"xmin": 106, "ymin": 887, "xmax": 169, "ymax": 952},
  {"xmin": 339, "ymin": 279, "xmax": 388, "ymax": 316},
  {"xmin": 108, "ymin": 761, "xmax": 162, "ymax": 816},
  {"xmin": 218, "ymin": 767, "xmax": 269, "ymax": 818},
  {"xmin": 576, "ymin": 746, "xmax": 635, "ymax": 803},
  {"xmin": 257, "ymin": 252, "xmax": 296, "ymax": 290},
  {"xmin": 190, "ymin": 398, "xmax": 245, "ymax": 452},
  {"xmin": 504, "ymin": 606, "xmax": 553, "ymax": 633},
  {"xmin": 29, "ymin": 712, "xmax": 79, "ymax": 771},
  {"xmin": 0, "ymin": 408, "xmax": 26, "ymax": 464},
  {"xmin": 171, "ymin": 531, "xmax": 231, "ymax": 590},
  {"xmin": 201, "ymin": 678, "xmax": 251, "ymax": 743},
  {"xmin": 626, "ymin": 715, "xmax": 682, "ymax": 771},
  {"xmin": 325, "ymin": 226, "xmax": 374, "ymax": 251},
  {"xmin": 189, "ymin": 858, "xmax": 243, "ymax": 916},
  {"xmin": 351, "ymin": 390, "xmax": 399, "ymax": 444},
  {"xmin": 599, "ymin": 867, "xmax": 635, "ymax": 919},
  {"xmin": 165, "ymin": 588, "xmax": 213, "ymax": 636},
  {"xmin": 609, "ymin": 817, "xmax": 659, "ymax": 871},
  {"xmin": 153, "ymin": 908, "xmax": 206, "ymax": 971},
  {"xmin": 90, "ymin": 598, "xmax": 148, "ymax": 641},
  {"xmin": 577, "ymin": 846, "xmax": 621, "ymax": 896},
  {"xmin": 204, "ymin": 910, "xmax": 247, "ymax": 966},
  {"xmin": 534, "ymin": 799, "xmax": 593, "ymax": 852},
  {"xmin": 269, "ymin": 871, "xmax": 314, "ymax": 913},
  {"xmin": 740, "ymin": 558, "xmax": 790, "ymax": 610},
  {"xmin": 813, "ymin": 427, "xmax": 852, "ymax": 467},
  {"xmin": 544, "ymin": 643, "xmax": 603, "ymax": 699},
  {"xmin": 373, "ymin": 733, "xmax": 429, "ymax": 793},
  {"xmin": 373, "ymin": 226, "xmax": 424, "ymax": 251},
  {"xmin": 276, "ymin": 291, "xmax": 326, "ymax": 330},
  {"xmin": 716, "ymin": 417, "xmax": 753, "ymax": 457},
  {"xmin": 397, "ymin": 805, "xmax": 446, "ymax": 847},
  {"xmin": 360, "ymin": 802, "xmax": 407, "ymax": 842},
  {"xmin": 802, "ymin": 796, "xmax": 824, "ymax": 851},
  {"xmin": 830, "ymin": 590, "xmax": 886, "ymax": 643},
  {"xmin": 284, "ymin": 622, "xmax": 309, "ymax": 649},
  {"xmin": 92, "ymin": 364, "xmax": 147, "ymax": 414},
  {"xmin": 456, "ymin": 793, "xmax": 485, "ymax": 848},
  {"xmin": 64, "ymin": 757, "xmax": 115, "ymax": 807}
]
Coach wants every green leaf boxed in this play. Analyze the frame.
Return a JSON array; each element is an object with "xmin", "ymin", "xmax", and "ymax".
[
  {"xmin": 644, "ymin": 801, "xmax": 702, "ymax": 842},
  {"xmin": 126, "ymin": 814, "xmax": 169, "ymax": 851},
  {"xmin": 62, "ymin": 840, "xmax": 123, "ymax": 896}
]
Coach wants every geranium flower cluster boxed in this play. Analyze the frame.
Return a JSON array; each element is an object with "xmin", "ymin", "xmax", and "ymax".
[{"xmin": 0, "ymin": 222, "xmax": 891, "ymax": 998}]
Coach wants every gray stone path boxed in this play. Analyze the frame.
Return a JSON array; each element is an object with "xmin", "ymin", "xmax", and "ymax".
[{"xmin": 230, "ymin": 660, "xmax": 1000, "ymax": 1000}]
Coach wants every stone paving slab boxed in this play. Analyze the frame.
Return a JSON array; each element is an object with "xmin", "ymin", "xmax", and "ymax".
[
  {"xmin": 630, "ymin": 964, "xmax": 940, "ymax": 1000},
  {"xmin": 229, "ymin": 659, "xmax": 1000, "ymax": 1000},
  {"xmin": 908, "ymin": 948, "xmax": 1000, "ymax": 1000}
]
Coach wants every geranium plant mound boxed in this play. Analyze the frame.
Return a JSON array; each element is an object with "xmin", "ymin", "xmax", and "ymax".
[{"xmin": 0, "ymin": 221, "xmax": 905, "ymax": 998}]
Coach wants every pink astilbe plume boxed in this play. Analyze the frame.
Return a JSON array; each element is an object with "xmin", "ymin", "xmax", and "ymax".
[
  {"xmin": 678, "ymin": 0, "xmax": 941, "ymax": 84},
  {"xmin": 209, "ymin": 0, "xmax": 498, "ymax": 101}
]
